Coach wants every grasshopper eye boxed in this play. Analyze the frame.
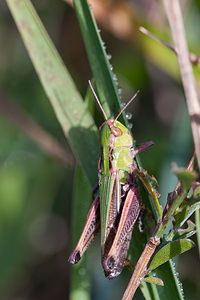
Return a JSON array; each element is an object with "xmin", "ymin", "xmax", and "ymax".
[{"xmin": 111, "ymin": 126, "xmax": 122, "ymax": 137}]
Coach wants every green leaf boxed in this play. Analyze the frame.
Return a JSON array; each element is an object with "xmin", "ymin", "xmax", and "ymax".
[
  {"xmin": 143, "ymin": 276, "xmax": 164, "ymax": 286},
  {"xmin": 6, "ymin": 0, "xmax": 99, "ymax": 187},
  {"xmin": 149, "ymin": 239, "xmax": 195, "ymax": 271}
]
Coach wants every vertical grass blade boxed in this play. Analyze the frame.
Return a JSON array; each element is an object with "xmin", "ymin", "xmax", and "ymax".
[
  {"xmin": 69, "ymin": 164, "xmax": 92, "ymax": 300},
  {"xmin": 152, "ymin": 260, "xmax": 184, "ymax": 300},
  {"xmin": 73, "ymin": 0, "xmax": 127, "ymax": 124}
]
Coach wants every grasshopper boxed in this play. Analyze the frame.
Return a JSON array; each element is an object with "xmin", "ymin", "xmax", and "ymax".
[{"xmin": 69, "ymin": 81, "xmax": 153, "ymax": 279}]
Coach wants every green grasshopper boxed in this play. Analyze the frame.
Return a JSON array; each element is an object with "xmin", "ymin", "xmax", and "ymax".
[{"xmin": 69, "ymin": 81, "xmax": 153, "ymax": 279}]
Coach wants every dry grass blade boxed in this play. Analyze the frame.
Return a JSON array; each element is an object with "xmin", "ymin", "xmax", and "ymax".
[{"xmin": 162, "ymin": 0, "xmax": 200, "ymax": 171}]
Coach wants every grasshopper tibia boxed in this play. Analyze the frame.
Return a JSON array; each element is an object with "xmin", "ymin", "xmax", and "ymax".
[{"xmin": 68, "ymin": 194, "xmax": 100, "ymax": 264}]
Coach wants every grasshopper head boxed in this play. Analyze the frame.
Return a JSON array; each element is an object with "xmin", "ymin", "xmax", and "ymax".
[
  {"xmin": 88, "ymin": 80, "xmax": 138, "ymax": 146},
  {"xmin": 101, "ymin": 120, "xmax": 133, "ymax": 148}
]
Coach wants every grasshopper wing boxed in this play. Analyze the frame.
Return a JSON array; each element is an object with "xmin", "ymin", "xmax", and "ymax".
[{"xmin": 100, "ymin": 171, "xmax": 122, "ymax": 265}]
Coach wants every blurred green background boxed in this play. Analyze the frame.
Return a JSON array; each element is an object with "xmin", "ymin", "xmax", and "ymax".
[{"xmin": 0, "ymin": 1, "xmax": 199, "ymax": 299}]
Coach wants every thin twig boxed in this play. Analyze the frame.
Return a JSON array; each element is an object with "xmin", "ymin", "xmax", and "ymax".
[
  {"xmin": 139, "ymin": 26, "xmax": 176, "ymax": 54},
  {"xmin": 0, "ymin": 90, "xmax": 73, "ymax": 167},
  {"xmin": 162, "ymin": 0, "xmax": 200, "ymax": 171},
  {"xmin": 139, "ymin": 26, "xmax": 200, "ymax": 66}
]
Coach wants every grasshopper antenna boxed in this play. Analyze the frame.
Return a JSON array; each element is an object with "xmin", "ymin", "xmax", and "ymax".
[
  {"xmin": 88, "ymin": 80, "xmax": 108, "ymax": 121},
  {"xmin": 114, "ymin": 90, "xmax": 140, "ymax": 123}
]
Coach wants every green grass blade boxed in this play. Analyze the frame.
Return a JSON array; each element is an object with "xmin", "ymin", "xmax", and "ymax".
[
  {"xmin": 69, "ymin": 164, "xmax": 91, "ymax": 300},
  {"xmin": 152, "ymin": 260, "xmax": 184, "ymax": 300},
  {"xmin": 6, "ymin": 0, "xmax": 99, "ymax": 187},
  {"xmin": 73, "ymin": 0, "xmax": 126, "ymax": 122}
]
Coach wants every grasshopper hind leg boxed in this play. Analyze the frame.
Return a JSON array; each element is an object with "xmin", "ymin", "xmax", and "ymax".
[
  {"xmin": 68, "ymin": 194, "xmax": 100, "ymax": 264},
  {"xmin": 102, "ymin": 178, "xmax": 141, "ymax": 279}
]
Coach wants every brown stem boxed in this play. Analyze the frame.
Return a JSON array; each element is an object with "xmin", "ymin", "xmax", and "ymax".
[
  {"xmin": 122, "ymin": 237, "xmax": 160, "ymax": 300},
  {"xmin": 162, "ymin": 0, "xmax": 200, "ymax": 170}
]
